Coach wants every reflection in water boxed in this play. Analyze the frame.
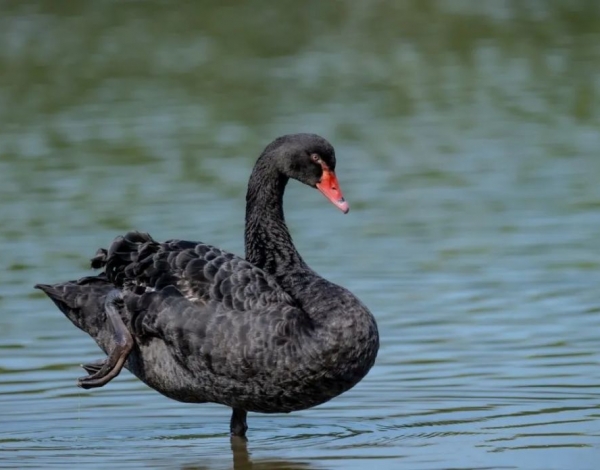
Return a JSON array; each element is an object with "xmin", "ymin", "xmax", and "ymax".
[
  {"xmin": 231, "ymin": 439, "xmax": 252, "ymax": 470},
  {"xmin": 176, "ymin": 438, "xmax": 316, "ymax": 470},
  {"xmin": 230, "ymin": 438, "xmax": 314, "ymax": 470},
  {"xmin": 1, "ymin": 1, "xmax": 600, "ymax": 469}
]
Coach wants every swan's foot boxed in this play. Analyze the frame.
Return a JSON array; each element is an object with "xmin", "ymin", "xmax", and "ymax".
[
  {"xmin": 77, "ymin": 290, "xmax": 133, "ymax": 389},
  {"xmin": 230, "ymin": 408, "xmax": 248, "ymax": 438},
  {"xmin": 80, "ymin": 358, "xmax": 105, "ymax": 375}
]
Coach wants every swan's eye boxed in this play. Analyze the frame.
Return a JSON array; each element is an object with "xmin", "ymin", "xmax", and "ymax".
[{"xmin": 311, "ymin": 154, "xmax": 321, "ymax": 163}]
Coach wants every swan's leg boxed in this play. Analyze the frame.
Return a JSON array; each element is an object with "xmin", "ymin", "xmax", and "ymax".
[
  {"xmin": 230, "ymin": 408, "xmax": 248, "ymax": 438},
  {"xmin": 77, "ymin": 290, "xmax": 133, "ymax": 389}
]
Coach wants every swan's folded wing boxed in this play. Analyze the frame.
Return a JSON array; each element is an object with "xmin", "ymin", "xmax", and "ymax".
[
  {"xmin": 94, "ymin": 232, "xmax": 314, "ymax": 380},
  {"xmin": 126, "ymin": 285, "xmax": 309, "ymax": 381},
  {"xmin": 93, "ymin": 231, "xmax": 296, "ymax": 311}
]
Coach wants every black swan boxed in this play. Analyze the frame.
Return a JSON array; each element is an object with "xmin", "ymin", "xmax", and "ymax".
[{"xmin": 35, "ymin": 133, "xmax": 379, "ymax": 437}]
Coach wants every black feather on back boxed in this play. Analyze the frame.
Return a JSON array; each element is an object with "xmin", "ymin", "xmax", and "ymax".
[{"xmin": 94, "ymin": 231, "xmax": 298, "ymax": 315}]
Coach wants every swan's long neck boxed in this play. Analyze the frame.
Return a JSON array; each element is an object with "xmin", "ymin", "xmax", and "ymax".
[
  {"xmin": 244, "ymin": 153, "xmax": 379, "ymax": 369},
  {"xmin": 244, "ymin": 155, "xmax": 312, "ymax": 281},
  {"xmin": 244, "ymin": 159, "xmax": 345, "ymax": 329}
]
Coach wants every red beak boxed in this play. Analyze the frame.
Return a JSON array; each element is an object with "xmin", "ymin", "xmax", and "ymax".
[{"xmin": 316, "ymin": 168, "xmax": 349, "ymax": 214}]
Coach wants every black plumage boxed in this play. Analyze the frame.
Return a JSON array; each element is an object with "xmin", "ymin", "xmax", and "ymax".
[{"xmin": 35, "ymin": 133, "xmax": 379, "ymax": 437}]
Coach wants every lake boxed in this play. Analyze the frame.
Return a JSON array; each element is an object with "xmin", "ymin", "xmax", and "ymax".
[{"xmin": 1, "ymin": 2, "xmax": 599, "ymax": 469}]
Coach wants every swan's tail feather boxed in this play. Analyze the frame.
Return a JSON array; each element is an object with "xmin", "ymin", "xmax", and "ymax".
[{"xmin": 35, "ymin": 275, "xmax": 115, "ymax": 336}]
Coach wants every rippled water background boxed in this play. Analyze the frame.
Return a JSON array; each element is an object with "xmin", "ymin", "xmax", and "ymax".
[{"xmin": 1, "ymin": 2, "xmax": 600, "ymax": 469}]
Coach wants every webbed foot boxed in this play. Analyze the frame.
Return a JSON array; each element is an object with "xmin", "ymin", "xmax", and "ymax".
[{"xmin": 81, "ymin": 358, "xmax": 106, "ymax": 375}]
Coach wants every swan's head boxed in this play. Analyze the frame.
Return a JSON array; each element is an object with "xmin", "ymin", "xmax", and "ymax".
[{"xmin": 267, "ymin": 133, "xmax": 349, "ymax": 213}]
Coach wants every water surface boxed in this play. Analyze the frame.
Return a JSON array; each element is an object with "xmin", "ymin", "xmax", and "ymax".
[{"xmin": 1, "ymin": 2, "xmax": 599, "ymax": 469}]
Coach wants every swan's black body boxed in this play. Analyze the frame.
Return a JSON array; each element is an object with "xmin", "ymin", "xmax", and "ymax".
[{"xmin": 35, "ymin": 134, "xmax": 379, "ymax": 436}]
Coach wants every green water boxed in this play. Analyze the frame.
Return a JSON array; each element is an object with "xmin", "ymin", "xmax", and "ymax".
[{"xmin": 1, "ymin": 2, "xmax": 599, "ymax": 469}]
